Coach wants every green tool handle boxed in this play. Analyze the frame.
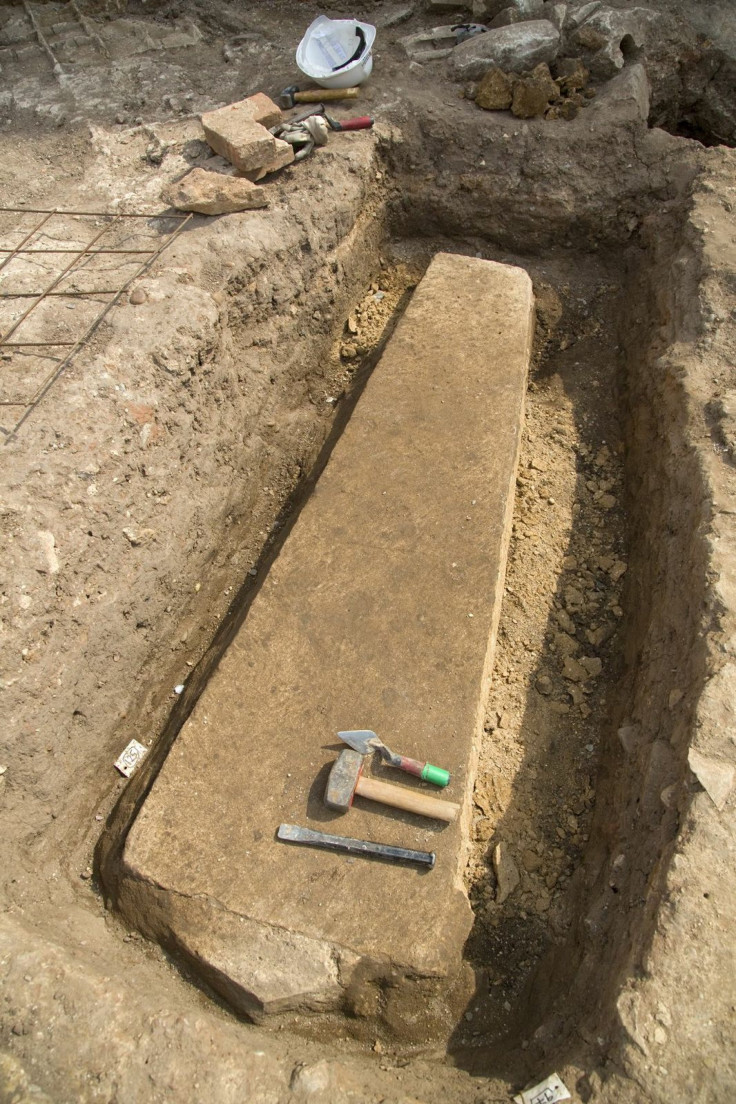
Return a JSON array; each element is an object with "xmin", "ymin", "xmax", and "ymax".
[{"xmin": 397, "ymin": 756, "xmax": 450, "ymax": 788}]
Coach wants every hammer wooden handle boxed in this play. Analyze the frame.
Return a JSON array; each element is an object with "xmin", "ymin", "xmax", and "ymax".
[
  {"xmin": 295, "ymin": 88, "xmax": 359, "ymax": 103},
  {"xmin": 355, "ymin": 776, "xmax": 459, "ymax": 823}
]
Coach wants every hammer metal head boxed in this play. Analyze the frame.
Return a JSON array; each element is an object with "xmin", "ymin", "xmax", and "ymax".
[
  {"xmin": 279, "ymin": 85, "xmax": 299, "ymax": 109},
  {"xmin": 326, "ymin": 748, "xmax": 364, "ymax": 812}
]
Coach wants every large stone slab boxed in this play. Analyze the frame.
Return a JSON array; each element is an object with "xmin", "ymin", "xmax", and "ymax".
[{"xmin": 119, "ymin": 254, "xmax": 533, "ymax": 1026}]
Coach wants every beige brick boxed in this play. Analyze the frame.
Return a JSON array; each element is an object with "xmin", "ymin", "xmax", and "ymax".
[
  {"xmin": 240, "ymin": 92, "xmax": 282, "ymax": 128},
  {"xmin": 244, "ymin": 137, "xmax": 295, "ymax": 181},
  {"xmin": 201, "ymin": 107, "xmax": 277, "ymax": 173}
]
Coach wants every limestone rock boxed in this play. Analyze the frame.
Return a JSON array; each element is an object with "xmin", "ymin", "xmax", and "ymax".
[
  {"xmin": 522, "ymin": 849, "xmax": 542, "ymax": 873},
  {"xmin": 448, "ymin": 19, "xmax": 560, "ymax": 80},
  {"xmin": 426, "ymin": 0, "xmax": 471, "ymax": 10},
  {"xmin": 475, "ymin": 66, "xmax": 513, "ymax": 109},
  {"xmin": 472, "ymin": 0, "xmax": 515, "ymax": 16},
  {"xmin": 553, "ymin": 55, "xmax": 589, "ymax": 93},
  {"xmin": 400, "ymin": 25, "xmax": 458, "ymax": 61},
  {"xmin": 688, "ymin": 748, "xmax": 735, "ymax": 811},
  {"xmin": 162, "ymin": 168, "xmax": 269, "ymax": 215},
  {"xmin": 609, "ymin": 558, "xmax": 627, "ymax": 582},
  {"xmin": 568, "ymin": 5, "xmax": 660, "ymax": 79},
  {"xmin": 493, "ymin": 842, "xmax": 520, "ymax": 903},
  {"xmin": 617, "ymin": 724, "xmax": 640, "ymax": 753},
  {"xmin": 585, "ymin": 62, "xmax": 650, "ymax": 124},
  {"xmin": 36, "ymin": 530, "xmax": 59, "ymax": 574},
  {"xmin": 490, "ymin": 7, "xmax": 528, "ymax": 29},
  {"xmin": 514, "ymin": 0, "xmax": 545, "ymax": 12},
  {"xmin": 574, "ymin": 24, "xmax": 606, "ymax": 50},
  {"xmin": 376, "ymin": 5, "xmax": 416, "ymax": 27},
  {"xmin": 580, "ymin": 655, "xmax": 602, "ymax": 677},
  {"xmin": 290, "ymin": 1060, "xmax": 364, "ymax": 1103},
  {"xmin": 492, "ymin": 0, "xmax": 545, "ymax": 25},
  {"xmin": 562, "ymin": 655, "xmax": 588, "ymax": 682},
  {"xmin": 0, "ymin": 1053, "xmax": 53, "ymax": 1104},
  {"xmin": 122, "ymin": 526, "xmax": 157, "ymax": 546},
  {"xmin": 542, "ymin": 2, "xmax": 567, "ymax": 29},
  {"xmin": 511, "ymin": 61, "xmax": 560, "ymax": 117},
  {"xmin": 555, "ymin": 631, "xmax": 579, "ymax": 656},
  {"xmin": 564, "ymin": 0, "xmax": 603, "ymax": 30}
]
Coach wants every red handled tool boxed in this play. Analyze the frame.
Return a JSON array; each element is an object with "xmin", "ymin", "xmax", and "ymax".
[{"xmin": 324, "ymin": 114, "xmax": 374, "ymax": 132}]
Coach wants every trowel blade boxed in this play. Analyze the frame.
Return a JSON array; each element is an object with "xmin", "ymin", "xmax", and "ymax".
[{"xmin": 337, "ymin": 729, "xmax": 382, "ymax": 756}]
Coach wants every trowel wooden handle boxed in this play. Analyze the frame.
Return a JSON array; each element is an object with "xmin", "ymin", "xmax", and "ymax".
[{"xmin": 355, "ymin": 776, "xmax": 459, "ymax": 823}]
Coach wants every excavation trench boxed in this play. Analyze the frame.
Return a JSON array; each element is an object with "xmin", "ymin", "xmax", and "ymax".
[{"xmin": 98, "ymin": 87, "xmax": 730, "ymax": 1084}]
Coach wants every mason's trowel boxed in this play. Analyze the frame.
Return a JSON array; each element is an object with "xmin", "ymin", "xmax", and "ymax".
[{"xmin": 337, "ymin": 730, "xmax": 451, "ymax": 788}]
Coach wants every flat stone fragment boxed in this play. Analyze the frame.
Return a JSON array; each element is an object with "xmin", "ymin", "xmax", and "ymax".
[
  {"xmin": 493, "ymin": 842, "xmax": 520, "ymax": 903},
  {"xmin": 688, "ymin": 748, "xmax": 735, "ymax": 811},
  {"xmin": 162, "ymin": 168, "xmax": 268, "ymax": 214},
  {"xmin": 120, "ymin": 253, "xmax": 534, "ymax": 1020},
  {"xmin": 448, "ymin": 19, "xmax": 560, "ymax": 80}
]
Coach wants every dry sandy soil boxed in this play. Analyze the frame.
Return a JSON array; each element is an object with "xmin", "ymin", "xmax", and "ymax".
[{"xmin": 1, "ymin": 1, "xmax": 736, "ymax": 1102}]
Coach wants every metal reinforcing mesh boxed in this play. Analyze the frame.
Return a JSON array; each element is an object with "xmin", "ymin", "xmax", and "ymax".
[{"xmin": 0, "ymin": 207, "xmax": 192, "ymax": 439}]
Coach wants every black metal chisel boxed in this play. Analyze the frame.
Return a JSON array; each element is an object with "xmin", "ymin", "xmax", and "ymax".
[{"xmin": 277, "ymin": 823, "xmax": 435, "ymax": 869}]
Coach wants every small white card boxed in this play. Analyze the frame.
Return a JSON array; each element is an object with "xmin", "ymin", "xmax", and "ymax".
[
  {"xmin": 514, "ymin": 1073, "xmax": 571, "ymax": 1104},
  {"xmin": 114, "ymin": 739, "xmax": 149, "ymax": 778}
]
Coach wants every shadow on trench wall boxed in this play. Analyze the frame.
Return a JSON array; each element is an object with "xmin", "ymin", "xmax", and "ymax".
[{"xmin": 445, "ymin": 222, "xmax": 711, "ymax": 1083}]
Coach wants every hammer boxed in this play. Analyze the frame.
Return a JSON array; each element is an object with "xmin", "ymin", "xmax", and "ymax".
[
  {"xmin": 326, "ymin": 749, "xmax": 460, "ymax": 823},
  {"xmin": 280, "ymin": 85, "xmax": 360, "ymax": 109}
]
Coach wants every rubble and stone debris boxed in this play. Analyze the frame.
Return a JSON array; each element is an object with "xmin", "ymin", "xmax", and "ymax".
[
  {"xmin": 511, "ymin": 61, "xmax": 560, "ymax": 115},
  {"xmin": 472, "ymin": 56, "xmax": 589, "ymax": 118},
  {"xmin": 553, "ymin": 54, "xmax": 589, "ymax": 92}
]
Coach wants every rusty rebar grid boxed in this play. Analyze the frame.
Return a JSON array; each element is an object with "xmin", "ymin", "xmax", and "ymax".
[
  {"xmin": 0, "ymin": 212, "xmax": 55, "ymax": 274},
  {"xmin": 22, "ymin": 0, "xmax": 64, "ymax": 79},
  {"xmin": 0, "ymin": 208, "xmax": 193, "ymax": 439}
]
